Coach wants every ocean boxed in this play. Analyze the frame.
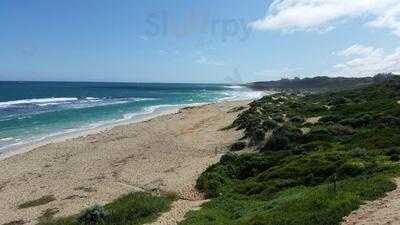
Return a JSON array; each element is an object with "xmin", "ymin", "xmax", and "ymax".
[{"xmin": 0, "ymin": 81, "xmax": 263, "ymax": 154}]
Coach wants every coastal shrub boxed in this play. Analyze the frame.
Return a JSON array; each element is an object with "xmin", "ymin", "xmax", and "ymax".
[
  {"xmin": 290, "ymin": 116, "xmax": 305, "ymax": 124},
  {"xmin": 320, "ymin": 115, "xmax": 342, "ymax": 123},
  {"xmin": 37, "ymin": 192, "xmax": 173, "ymax": 225},
  {"xmin": 104, "ymin": 192, "xmax": 172, "ymax": 225},
  {"xmin": 77, "ymin": 205, "xmax": 108, "ymax": 225},
  {"xmin": 386, "ymin": 147, "xmax": 400, "ymax": 156},
  {"xmin": 385, "ymin": 147, "xmax": 400, "ymax": 162},
  {"xmin": 377, "ymin": 115, "xmax": 400, "ymax": 126},
  {"xmin": 327, "ymin": 124, "xmax": 355, "ymax": 136},
  {"xmin": 196, "ymin": 166, "xmax": 229, "ymax": 198},
  {"xmin": 220, "ymin": 152, "xmax": 238, "ymax": 165},
  {"xmin": 256, "ymin": 151, "xmax": 346, "ymax": 186},
  {"xmin": 261, "ymin": 126, "xmax": 304, "ymax": 151},
  {"xmin": 390, "ymin": 154, "xmax": 400, "ymax": 161},
  {"xmin": 235, "ymin": 154, "xmax": 281, "ymax": 179},
  {"xmin": 340, "ymin": 114, "xmax": 373, "ymax": 128},
  {"xmin": 195, "ymin": 153, "xmax": 243, "ymax": 197},
  {"xmin": 350, "ymin": 147, "xmax": 368, "ymax": 158},
  {"xmin": 262, "ymin": 119, "xmax": 279, "ymax": 131},
  {"xmin": 302, "ymin": 122, "xmax": 314, "ymax": 127},
  {"xmin": 337, "ymin": 161, "xmax": 367, "ymax": 177},
  {"xmin": 276, "ymin": 126, "xmax": 303, "ymax": 141},
  {"xmin": 303, "ymin": 104, "xmax": 326, "ymax": 114},
  {"xmin": 235, "ymin": 113, "xmax": 263, "ymax": 132},
  {"xmin": 330, "ymin": 96, "xmax": 347, "ymax": 105},
  {"xmin": 271, "ymin": 114, "xmax": 285, "ymax": 123},
  {"xmin": 2, "ymin": 220, "xmax": 25, "ymax": 225},
  {"xmin": 302, "ymin": 128, "xmax": 332, "ymax": 142},
  {"xmin": 295, "ymin": 141, "xmax": 331, "ymax": 153},
  {"xmin": 262, "ymin": 133, "xmax": 290, "ymax": 151},
  {"xmin": 230, "ymin": 142, "xmax": 246, "ymax": 152},
  {"xmin": 249, "ymin": 128, "xmax": 266, "ymax": 146}
]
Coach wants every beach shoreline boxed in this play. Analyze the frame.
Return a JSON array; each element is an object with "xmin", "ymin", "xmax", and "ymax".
[
  {"xmin": 0, "ymin": 102, "xmax": 212, "ymax": 161},
  {"xmin": 0, "ymin": 100, "xmax": 250, "ymax": 225}
]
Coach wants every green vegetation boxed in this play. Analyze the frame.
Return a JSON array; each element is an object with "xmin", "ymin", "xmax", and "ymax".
[
  {"xmin": 248, "ymin": 73, "xmax": 395, "ymax": 92},
  {"xmin": 37, "ymin": 192, "xmax": 174, "ymax": 225},
  {"xmin": 2, "ymin": 220, "xmax": 25, "ymax": 225},
  {"xmin": 18, "ymin": 195, "xmax": 56, "ymax": 209},
  {"xmin": 230, "ymin": 142, "xmax": 247, "ymax": 152},
  {"xmin": 179, "ymin": 76, "xmax": 400, "ymax": 225}
]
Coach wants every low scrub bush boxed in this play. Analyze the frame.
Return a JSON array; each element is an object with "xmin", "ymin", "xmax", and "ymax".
[
  {"xmin": 329, "ymin": 96, "xmax": 348, "ymax": 105},
  {"xmin": 77, "ymin": 205, "xmax": 108, "ymax": 225},
  {"xmin": 271, "ymin": 114, "xmax": 285, "ymax": 123},
  {"xmin": 320, "ymin": 115, "xmax": 342, "ymax": 123},
  {"xmin": 37, "ymin": 192, "xmax": 173, "ymax": 225},
  {"xmin": 249, "ymin": 128, "xmax": 265, "ymax": 146},
  {"xmin": 338, "ymin": 161, "xmax": 367, "ymax": 177},
  {"xmin": 230, "ymin": 142, "xmax": 246, "ymax": 152},
  {"xmin": 377, "ymin": 115, "xmax": 400, "ymax": 126},
  {"xmin": 341, "ymin": 114, "xmax": 373, "ymax": 128},
  {"xmin": 262, "ymin": 119, "xmax": 279, "ymax": 130},
  {"xmin": 290, "ymin": 116, "xmax": 305, "ymax": 123},
  {"xmin": 350, "ymin": 147, "xmax": 368, "ymax": 157},
  {"xmin": 327, "ymin": 124, "xmax": 355, "ymax": 136},
  {"xmin": 302, "ymin": 128, "xmax": 332, "ymax": 142},
  {"xmin": 262, "ymin": 133, "xmax": 290, "ymax": 151}
]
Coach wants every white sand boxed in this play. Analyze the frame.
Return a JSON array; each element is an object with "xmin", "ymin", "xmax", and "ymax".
[{"xmin": 0, "ymin": 101, "xmax": 248, "ymax": 225}]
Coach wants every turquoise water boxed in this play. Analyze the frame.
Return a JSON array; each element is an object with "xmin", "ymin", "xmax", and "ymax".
[{"xmin": 0, "ymin": 81, "xmax": 262, "ymax": 153}]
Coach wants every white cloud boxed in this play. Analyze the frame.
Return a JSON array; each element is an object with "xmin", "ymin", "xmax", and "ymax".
[
  {"xmin": 195, "ymin": 56, "xmax": 225, "ymax": 66},
  {"xmin": 249, "ymin": 0, "xmax": 400, "ymax": 36},
  {"xmin": 333, "ymin": 44, "xmax": 400, "ymax": 76},
  {"xmin": 367, "ymin": 3, "xmax": 400, "ymax": 36},
  {"xmin": 336, "ymin": 44, "xmax": 379, "ymax": 57}
]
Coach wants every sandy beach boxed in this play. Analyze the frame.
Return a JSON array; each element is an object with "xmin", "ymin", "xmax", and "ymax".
[{"xmin": 0, "ymin": 100, "xmax": 249, "ymax": 225}]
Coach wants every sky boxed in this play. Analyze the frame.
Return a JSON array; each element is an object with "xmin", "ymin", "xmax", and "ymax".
[{"xmin": 1, "ymin": 0, "xmax": 400, "ymax": 83}]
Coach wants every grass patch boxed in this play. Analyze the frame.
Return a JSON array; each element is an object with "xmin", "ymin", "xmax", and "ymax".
[
  {"xmin": 37, "ymin": 192, "xmax": 173, "ymax": 225},
  {"xmin": 18, "ymin": 195, "xmax": 56, "ymax": 209},
  {"xmin": 180, "ymin": 176, "xmax": 395, "ymax": 225},
  {"xmin": 2, "ymin": 220, "xmax": 25, "ymax": 225}
]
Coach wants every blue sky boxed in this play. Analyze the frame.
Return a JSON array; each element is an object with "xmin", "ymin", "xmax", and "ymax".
[{"xmin": 1, "ymin": 0, "xmax": 400, "ymax": 83}]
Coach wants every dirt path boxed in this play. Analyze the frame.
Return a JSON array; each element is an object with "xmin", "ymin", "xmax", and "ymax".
[
  {"xmin": 147, "ymin": 199, "xmax": 208, "ymax": 225},
  {"xmin": 342, "ymin": 179, "xmax": 400, "ymax": 225}
]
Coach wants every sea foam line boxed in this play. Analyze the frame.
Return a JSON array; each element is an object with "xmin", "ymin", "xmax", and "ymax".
[{"xmin": 0, "ymin": 97, "xmax": 78, "ymax": 108}]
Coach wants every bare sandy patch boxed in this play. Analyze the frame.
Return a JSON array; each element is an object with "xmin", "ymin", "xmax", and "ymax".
[
  {"xmin": 342, "ymin": 178, "xmax": 400, "ymax": 225},
  {"xmin": 305, "ymin": 116, "xmax": 321, "ymax": 124}
]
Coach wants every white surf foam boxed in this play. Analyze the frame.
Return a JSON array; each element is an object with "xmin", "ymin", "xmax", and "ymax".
[
  {"xmin": 223, "ymin": 85, "xmax": 244, "ymax": 89},
  {"xmin": 0, "ymin": 137, "xmax": 14, "ymax": 142},
  {"xmin": 0, "ymin": 97, "xmax": 78, "ymax": 108}
]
